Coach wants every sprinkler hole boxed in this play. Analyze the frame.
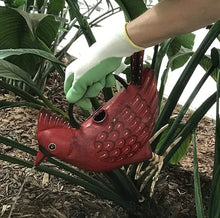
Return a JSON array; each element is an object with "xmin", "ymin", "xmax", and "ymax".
[{"xmin": 93, "ymin": 110, "xmax": 106, "ymax": 123}]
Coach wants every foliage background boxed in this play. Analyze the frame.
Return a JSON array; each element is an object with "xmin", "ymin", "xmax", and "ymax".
[{"xmin": 0, "ymin": 0, "xmax": 219, "ymax": 217}]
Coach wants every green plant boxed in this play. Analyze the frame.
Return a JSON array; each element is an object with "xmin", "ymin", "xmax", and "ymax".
[
  {"xmin": 0, "ymin": 0, "xmax": 220, "ymax": 216},
  {"xmin": 0, "ymin": 0, "xmax": 120, "ymax": 92}
]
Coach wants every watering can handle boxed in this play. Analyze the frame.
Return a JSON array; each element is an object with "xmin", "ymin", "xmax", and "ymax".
[{"xmin": 130, "ymin": 50, "xmax": 144, "ymax": 85}]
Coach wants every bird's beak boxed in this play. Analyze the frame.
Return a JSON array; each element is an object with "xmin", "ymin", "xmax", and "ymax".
[{"xmin": 34, "ymin": 147, "xmax": 48, "ymax": 166}]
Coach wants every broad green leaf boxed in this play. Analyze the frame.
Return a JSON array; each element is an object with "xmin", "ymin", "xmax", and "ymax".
[
  {"xmin": 0, "ymin": 80, "xmax": 44, "ymax": 105},
  {"xmin": 169, "ymin": 135, "xmax": 191, "ymax": 164},
  {"xmin": 167, "ymin": 33, "xmax": 195, "ymax": 70},
  {"xmin": 0, "ymin": 48, "xmax": 64, "ymax": 65},
  {"xmin": 47, "ymin": 0, "xmax": 65, "ymax": 16},
  {"xmin": 30, "ymin": 13, "xmax": 60, "ymax": 47},
  {"xmin": 168, "ymin": 47, "xmax": 194, "ymax": 71},
  {"xmin": 0, "ymin": 60, "xmax": 66, "ymax": 116},
  {"xmin": 0, "ymin": 48, "xmax": 65, "ymax": 80},
  {"xmin": 0, "ymin": 7, "xmax": 34, "ymax": 48},
  {"xmin": 167, "ymin": 33, "xmax": 195, "ymax": 57},
  {"xmin": 0, "ymin": 59, "xmax": 33, "ymax": 82},
  {"xmin": 0, "ymin": 6, "xmax": 59, "ymax": 74},
  {"xmin": 199, "ymin": 55, "xmax": 219, "ymax": 81}
]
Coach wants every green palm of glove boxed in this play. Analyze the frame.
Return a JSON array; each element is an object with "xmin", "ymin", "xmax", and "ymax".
[{"xmin": 64, "ymin": 57, "xmax": 122, "ymax": 110}]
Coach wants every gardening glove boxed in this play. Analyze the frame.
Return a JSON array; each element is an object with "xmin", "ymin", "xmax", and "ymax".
[{"xmin": 64, "ymin": 23, "xmax": 144, "ymax": 110}]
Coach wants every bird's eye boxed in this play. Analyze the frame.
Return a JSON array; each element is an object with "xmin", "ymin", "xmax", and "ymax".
[{"xmin": 48, "ymin": 143, "xmax": 56, "ymax": 150}]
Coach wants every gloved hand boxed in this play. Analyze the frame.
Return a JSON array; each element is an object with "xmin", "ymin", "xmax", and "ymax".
[{"xmin": 64, "ymin": 23, "xmax": 144, "ymax": 110}]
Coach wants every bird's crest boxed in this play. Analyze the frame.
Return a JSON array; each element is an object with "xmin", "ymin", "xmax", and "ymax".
[{"xmin": 37, "ymin": 108, "xmax": 71, "ymax": 133}]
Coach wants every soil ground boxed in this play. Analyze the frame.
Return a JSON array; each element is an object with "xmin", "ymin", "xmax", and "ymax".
[{"xmin": 0, "ymin": 73, "xmax": 216, "ymax": 217}]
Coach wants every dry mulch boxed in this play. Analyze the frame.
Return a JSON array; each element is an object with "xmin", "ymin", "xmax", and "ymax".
[{"xmin": 0, "ymin": 74, "xmax": 216, "ymax": 217}]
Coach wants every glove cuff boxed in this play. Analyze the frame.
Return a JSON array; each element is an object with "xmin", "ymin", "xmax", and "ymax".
[{"xmin": 123, "ymin": 23, "xmax": 145, "ymax": 51}]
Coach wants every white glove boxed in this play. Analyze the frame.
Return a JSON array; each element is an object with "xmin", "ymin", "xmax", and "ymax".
[{"xmin": 64, "ymin": 23, "xmax": 144, "ymax": 110}]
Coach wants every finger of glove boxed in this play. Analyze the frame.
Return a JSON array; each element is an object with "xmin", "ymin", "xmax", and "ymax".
[
  {"xmin": 66, "ymin": 83, "xmax": 85, "ymax": 103},
  {"xmin": 64, "ymin": 74, "xmax": 74, "ymax": 95},
  {"xmin": 105, "ymin": 74, "xmax": 116, "ymax": 87},
  {"xmin": 75, "ymin": 98, "xmax": 92, "ymax": 110},
  {"xmin": 85, "ymin": 78, "xmax": 105, "ymax": 98},
  {"xmin": 66, "ymin": 57, "xmax": 121, "ymax": 103}
]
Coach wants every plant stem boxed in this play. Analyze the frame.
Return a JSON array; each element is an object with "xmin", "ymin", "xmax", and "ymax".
[
  {"xmin": 66, "ymin": 0, "xmax": 96, "ymax": 46},
  {"xmin": 208, "ymin": 66, "xmax": 220, "ymax": 218}
]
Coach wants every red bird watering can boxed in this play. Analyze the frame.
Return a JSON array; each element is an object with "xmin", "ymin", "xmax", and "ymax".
[{"xmin": 34, "ymin": 51, "xmax": 159, "ymax": 172}]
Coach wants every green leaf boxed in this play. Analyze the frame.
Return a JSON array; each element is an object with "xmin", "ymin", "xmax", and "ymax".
[
  {"xmin": 0, "ymin": 100, "xmax": 41, "ymax": 110},
  {"xmin": 208, "ymin": 166, "xmax": 220, "ymax": 218},
  {"xmin": 199, "ymin": 55, "xmax": 219, "ymax": 81},
  {"xmin": 164, "ymin": 92, "xmax": 217, "ymax": 162},
  {"xmin": 0, "ymin": 48, "xmax": 65, "ymax": 80},
  {"xmin": 0, "ymin": 6, "xmax": 60, "ymax": 74},
  {"xmin": 47, "ymin": 0, "xmax": 65, "ymax": 16},
  {"xmin": 158, "ymin": 65, "xmax": 215, "ymax": 156},
  {"xmin": 208, "ymin": 69, "xmax": 220, "ymax": 218},
  {"xmin": 0, "ymin": 80, "xmax": 44, "ymax": 105},
  {"xmin": 167, "ymin": 33, "xmax": 195, "ymax": 70},
  {"xmin": 167, "ymin": 33, "xmax": 195, "ymax": 57},
  {"xmin": 169, "ymin": 47, "xmax": 194, "ymax": 71},
  {"xmin": 30, "ymin": 13, "xmax": 60, "ymax": 47},
  {"xmin": 0, "ymin": 59, "xmax": 33, "ymax": 82},
  {"xmin": 4, "ymin": 0, "xmax": 25, "ymax": 8},
  {"xmin": 0, "ymin": 7, "xmax": 34, "ymax": 48},
  {"xmin": 14, "ymin": 0, "xmax": 26, "ymax": 7},
  {"xmin": 192, "ymin": 133, "xmax": 205, "ymax": 218},
  {"xmin": 169, "ymin": 135, "xmax": 191, "ymax": 164},
  {"xmin": 0, "ymin": 135, "xmax": 37, "ymax": 155},
  {"xmin": 153, "ymin": 20, "xmax": 220, "ymax": 148},
  {"xmin": 0, "ymin": 136, "xmax": 128, "ymax": 209},
  {"xmin": 155, "ymin": 119, "xmax": 191, "ymax": 164},
  {"xmin": 0, "ymin": 59, "xmax": 51, "ymax": 105},
  {"xmin": 0, "ymin": 48, "xmax": 64, "ymax": 65},
  {"xmin": 211, "ymin": 47, "xmax": 220, "ymax": 69}
]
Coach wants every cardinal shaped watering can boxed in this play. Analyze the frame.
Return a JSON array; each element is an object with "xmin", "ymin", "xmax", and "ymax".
[{"xmin": 34, "ymin": 51, "xmax": 159, "ymax": 172}]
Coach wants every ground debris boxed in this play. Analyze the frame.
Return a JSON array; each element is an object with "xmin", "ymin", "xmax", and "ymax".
[{"xmin": 0, "ymin": 74, "xmax": 215, "ymax": 217}]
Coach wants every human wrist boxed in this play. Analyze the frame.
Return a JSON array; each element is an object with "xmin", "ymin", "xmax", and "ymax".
[
  {"xmin": 123, "ymin": 23, "xmax": 145, "ymax": 51},
  {"xmin": 126, "ymin": 21, "xmax": 149, "ymax": 48}
]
